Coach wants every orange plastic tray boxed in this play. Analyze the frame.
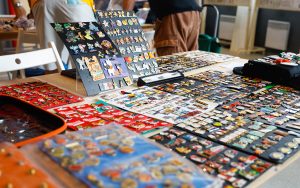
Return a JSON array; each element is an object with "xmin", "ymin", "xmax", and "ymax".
[{"xmin": 0, "ymin": 95, "xmax": 67, "ymax": 147}]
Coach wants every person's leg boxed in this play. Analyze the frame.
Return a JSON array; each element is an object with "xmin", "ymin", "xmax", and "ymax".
[
  {"xmin": 31, "ymin": 0, "xmax": 47, "ymax": 49},
  {"xmin": 154, "ymin": 11, "xmax": 201, "ymax": 56},
  {"xmin": 154, "ymin": 15, "xmax": 179, "ymax": 56},
  {"xmin": 170, "ymin": 11, "xmax": 201, "ymax": 52},
  {"xmin": 32, "ymin": 0, "xmax": 67, "ymax": 70},
  {"xmin": 31, "ymin": 0, "xmax": 58, "ymax": 71},
  {"xmin": 186, "ymin": 11, "xmax": 201, "ymax": 51}
]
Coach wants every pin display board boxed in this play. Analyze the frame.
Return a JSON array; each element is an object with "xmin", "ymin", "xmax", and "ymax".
[
  {"xmin": 52, "ymin": 22, "xmax": 133, "ymax": 96},
  {"xmin": 96, "ymin": 10, "xmax": 160, "ymax": 79}
]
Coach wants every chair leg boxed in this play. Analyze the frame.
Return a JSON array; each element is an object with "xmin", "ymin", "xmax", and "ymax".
[
  {"xmin": 11, "ymin": 71, "xmax": 18, "ymax": 79},
  {"xmin": 7, "ymin": 72, "xmax": 12, "ymax": 80},
  {"xmin": 20, "ymin": 70, "xmax": 26, "ymax": 79}
]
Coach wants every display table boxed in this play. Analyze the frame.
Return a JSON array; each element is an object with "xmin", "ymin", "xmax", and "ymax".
[{"xmin": 0, "ymin": 58, "xmax": 299, "ymax": 188}]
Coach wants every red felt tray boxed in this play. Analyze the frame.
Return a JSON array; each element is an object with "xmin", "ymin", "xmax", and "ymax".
[{"xmin": 0, "ymin": 82, "xmax": 84, "ymax": 109}]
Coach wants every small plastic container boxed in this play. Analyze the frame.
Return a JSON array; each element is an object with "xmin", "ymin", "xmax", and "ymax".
[{"xmin": 0, "ymin": 95, "xmax": 67, "ymax": 147}]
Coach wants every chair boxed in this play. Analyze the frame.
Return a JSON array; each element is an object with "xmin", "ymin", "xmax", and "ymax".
[
  {"xmin": 10, "ymin": 28, "xmax": 40, "ymax": 79},
  {"xmin": 16, "ymin": 28, "xmax": 39, "ymax": 53},
  {"xmin": 0, "ymin": 41, "xmax": 65, "ymax": 79}
]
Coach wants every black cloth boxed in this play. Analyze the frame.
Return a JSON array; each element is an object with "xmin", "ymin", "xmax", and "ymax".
[{"xmin": 148, "ymin": 0, "xmax": 201, "ymax": 19}]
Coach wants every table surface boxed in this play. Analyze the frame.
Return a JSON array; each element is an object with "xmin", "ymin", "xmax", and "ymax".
[
  {"xmin": 0, "ymin": 58, "xmax": 299, "ymax": 188},
  {"xmin": 0, "ymin": 29, "xmax": 19, "ymax": 40}
]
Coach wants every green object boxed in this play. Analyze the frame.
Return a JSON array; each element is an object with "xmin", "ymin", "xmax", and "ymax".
[
  {"xmin": 265, "ymin": 84, "xmax": 276, "ymax": 90},
  {"xmin": 198, "ymin": 34, "xmax": 221, "ymax": 53},
  {"xmin": 210, "ymin": 37, "xmax": 221, "ymax": 53},
  {"xmin": 198, "ymin": 34, "xmax": 212, "ymax": 52}
]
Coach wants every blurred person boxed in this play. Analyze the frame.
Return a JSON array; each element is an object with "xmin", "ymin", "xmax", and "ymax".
[
  {"xmin": 28, "ymin": 0, "xmax": 96, "ymax": 71},
  {"xmin": 10, "ymin": 0, "xmax": 27, "ymax": 18},
  {"xmin": 123, "ymin": 0, "xmax": 202, "ymax": 56},
  {"xmin": 94, "ymin": 0, "xmax": 123, "ymax": 10},
  {"xmin": 94, "ymin": 0, "xmax": 111, "ymax": 10},
  {"xmin": 108, "ymin": 0, "xmax": 123, "ymax": 10},
  {"xmin": 29, "ymin": 0, "xmax": 96, "ymax": 70}
]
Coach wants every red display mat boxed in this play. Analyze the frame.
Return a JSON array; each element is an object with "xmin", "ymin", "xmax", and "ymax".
[
  {"xmin": 0, "ymin": 82, "xmax": 84, "ymax": 109},
  {"xmin": 54, "ymin": 102, "xmax": 172, "ymax": 133}
]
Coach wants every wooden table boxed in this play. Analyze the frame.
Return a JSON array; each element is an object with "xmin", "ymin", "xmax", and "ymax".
[
  {"xmin": 0, "ymin": 29, "xmax": 19, "ymax": 41},
  {"xmin": 0, "ymin": 59, "xmax": 299, "ymax": 188},
  {"xmin": 0, "ymin": 16, "xmax": 18, "ymax": 40},
  {"xmin": 0, "ymin": 29, "xmax": 18, "ymax": 54}
]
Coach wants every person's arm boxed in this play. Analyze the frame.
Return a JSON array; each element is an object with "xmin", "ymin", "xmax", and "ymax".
[
  {"xmin": 10, "ymin": 0, "xmax": 27, "ymax": 18},
  {"xmin": 123, "ymin": 0, "xmax": 135, "ymax": 11}
]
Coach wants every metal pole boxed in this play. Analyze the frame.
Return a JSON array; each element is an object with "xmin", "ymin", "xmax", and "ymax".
[{"xmin": 202, "ymin": 4, "xmax": 220, "ymax": 38}]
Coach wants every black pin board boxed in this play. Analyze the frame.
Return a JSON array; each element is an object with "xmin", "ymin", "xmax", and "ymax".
[
  {"xmin": 137, "ymin": 71, "xmax": 185, "ymax": 87},
  {"xmin": 51, "ymin": 22, "xmax": 133, "ymax": 96},
  {"xmin": 96, "ymin": 10, "xmax": 160, "ymax": 80}
]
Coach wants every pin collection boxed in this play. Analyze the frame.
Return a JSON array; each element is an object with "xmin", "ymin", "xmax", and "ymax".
[
  {"xmin": 0, "ymin": 142, "xmax": 57, "ymax": 188},
  {"xmin": 150, "ymin": 128, "xmax": 273, "ymax": 188},
  {"xmin": 94, "ymin": 100, "xmax": 172, "ymax": 133},
  {"xmin": 187, "ymin": 71, "xmax": 271, "ymax": 91},
  {"xmin": 39, "ymin": 125, "xmax": 218, "ymax": 188},
  {"xmin": 54, "ymin": 104, "xmax": 112, "ymax": 131},
  {"xmin": 99, "ymin": 86, "xmax": 214, "ymax": 124},
  {"xmin": 97, "ymin": 68, "xmax": 300, "ymax": 187},
  {"xmin": 153, "ymin": 71, "xmax": 271, "ymax": 104},
  {"xmin": 156, "ymin": 51, "xmax": 238, "ymax": 73},
  {"xmin": 96, "ymin": 10, "xmax": 160, "ymax": 79},
  {"xmin": 220, "ymin": 85, "xmax": 300, "ymax": 131},
  {"xmin": 150, "ymin": 71, "xmax": 300, "ymax": 162},
  {"xmin": 52, "ymin": 22, "xmax": 133, "ymax": 96},
  {"xmin": 254, "ymin": 52, "xmax": 300, "ymax": 65},
  {"xmin": 153, "ymin": 78, "xmax": 245, "ymax": 104},
  {"xmin": 100, "ymin": 86, "xmax": 184, "ymax": 112},
  {"xmin": 144, "ymin": 99, "xmax": 210, "ymax": 124},
  {"xmin": 0, "ymin": 82, "xmax": 83, "ymax": 109},
  {"xmin": 176, "ymin": 109, "xmax": 299, "ymax": 163},
  {"xmin": 54, "ymin": 101, "xmax": 172, "ymax": 133},
  {"xmin": 1, "ymin": 48, "xmax": 300, "ymax": 188}
]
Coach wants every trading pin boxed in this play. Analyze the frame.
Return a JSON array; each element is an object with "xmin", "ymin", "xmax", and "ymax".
[
  {"xmin": 278, "ymin": 147, "xmax": 292, "ymax": 155},
  {"xmin": 89, "ymin": 22, "xmax": 99, "ymax": 32},
  {"xmin": 97, "ymin": 31, "xmax": 105, "ymax": 38},
  {"xmin": 269, "ymin": 152, "xmax": 284, "ymax": 161},
  {"xmin": 116, "ymin": 20, "xmax": 122, "ymax": 26},
  {"xmin": 76, "ymin": 57, "xmax": 88, "ymax": 70},
  {"xmin": 70, "ymin": 45, "xmax": 79, "ymax": 54},
  {"xmin": 54, "ymin": 23, "xmax": 63, "ymax": 32},
  {"xmin": 285, "ymin": 142, "xmax": 298, "ymax": 149},
  {"xmin": 190, "ymin": 155, "xmax": 207, "ymax": 164},
  {"xmin": 84, "ymin": 30, "xmax": 94, "ymax": 40},
  {"xmin": 78, "ymin": 44, "xmax": 87, "ymax": 53}
]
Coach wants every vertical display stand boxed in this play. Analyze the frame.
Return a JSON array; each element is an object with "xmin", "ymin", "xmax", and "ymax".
[
  {"xmin": 52, "ymin": 22, "xmax": 133, "ymax": 96},
  {"xmin": 95, "ymin": 10, "xmax": 160, "ymax": 80}
]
